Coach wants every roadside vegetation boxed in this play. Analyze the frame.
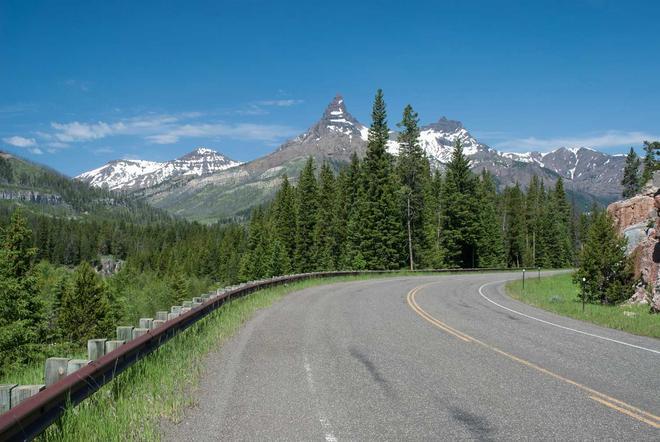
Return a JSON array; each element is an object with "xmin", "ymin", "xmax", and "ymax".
[
  {"xmin": 37, "ymin": 274, "xmax": 414, "ymax": 441},
  {"xmin": 507, "ymin": 273, "xmax": 660, "ymax": 338}
]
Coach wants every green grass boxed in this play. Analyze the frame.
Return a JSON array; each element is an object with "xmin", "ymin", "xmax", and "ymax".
[
  {"xmin": 35, "ymin": 273, "xmax": 425, "ymax": 441},
  {"xmin": 506, "ymin": 273, "xmax": 660, "ymax": 339}
]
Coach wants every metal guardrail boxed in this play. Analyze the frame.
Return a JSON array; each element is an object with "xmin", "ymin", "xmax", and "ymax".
[{"xmin": 0, "ymin": 268, "xmax": 514, "ymax": 441}]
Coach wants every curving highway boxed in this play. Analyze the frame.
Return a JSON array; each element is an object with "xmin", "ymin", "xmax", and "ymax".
[{"xmin": 164, "ymin": 272, "xmax": 660, "ymax": 441}]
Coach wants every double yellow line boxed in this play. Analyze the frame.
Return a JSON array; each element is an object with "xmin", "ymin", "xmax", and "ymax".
[{"xmin": 406, "ymin": 283, "xmax": 660, "ymax": 429}]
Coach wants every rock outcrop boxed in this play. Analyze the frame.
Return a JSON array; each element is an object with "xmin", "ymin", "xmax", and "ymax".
[{"xmin": 607, "ymin": 171, "xmax": 660, "ymax": 311}]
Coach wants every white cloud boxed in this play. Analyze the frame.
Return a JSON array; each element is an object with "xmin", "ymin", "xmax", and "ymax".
[
  {"xmin": 494, "ymin": 130, "xmax": 660, "ymax": 152},
  {"xmin": 256, "ymin": 99, "xmax": 303, "ymax": 107},
  {"xmin": 145, "ymin": 122, "xmax": 299, "ymax": 144},
  {"xmin": 44, "ymin": 113, "xmax": 299, "ymax": 146},
  {"xmin": 3, "ymin": 135, "xmax": 37, "ymax": 147}
]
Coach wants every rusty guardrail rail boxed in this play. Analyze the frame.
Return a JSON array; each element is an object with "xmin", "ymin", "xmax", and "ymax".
[{"xmin": 0, "ymin": 268, "xmax": 515, "ymax": 441}]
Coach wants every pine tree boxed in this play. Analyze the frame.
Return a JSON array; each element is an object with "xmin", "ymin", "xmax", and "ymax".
[
  {"xmin": 239, "ymin": 206, "xmax": 272, "ymax": 280},
  {"xmin": 313, "ymin": 163, "xmax": 339, "ymax": 270},
  {"xmin": 574, "ymin": 208, "xmax": 633, "ymax": 304},
  {"xmin": 169, "ymin": 268, "xmax": 190, "ymax": 304},
  {"xmin": 441, "ymin": 140, "xmax": 479, "ymax": 267},
  {"xmin": 621, "ymin": 147, "xmax": 641, "ymax": 198},
  {"xmin": 58, "ymin": 261, "xmax": 114, "ymax": 346},
  {"xmin": 295, "ymin": 158, "xmax": 319, "ymax": 272},
  {"xmin": 0, "ymin": 210, "xmax": 47, "ymax": 375},
  {"xmin": 342, "ymin": 153, "xmax": 366, "ymax": 269},
  {"xmin": 396, "ymin": 104, "xmax": 430, "ymax": 270},
  {"xmin": 640, "ymin": 141, "xmax": 657, "ymax": 186},
  {"xmin": 524, "ymin": 175, "xmax": 542, "ymax": 266},
  {"xmin": 272, "ymin": 175, "xmax": 297, "ymax": 262},
  {"xmin": 503, "ymin": 183, "xmax": 526, "ymax": 267},
  {"xmin": 421, "ymin": 170, "xmax": 445, "ymax": 268},
  {"xmin": 476, "ymin": 170, "xmax": 506, "ymax": 267},
  {"xmin": 358, "ymin": 89, "xmax": 404, "ymax": 269}
]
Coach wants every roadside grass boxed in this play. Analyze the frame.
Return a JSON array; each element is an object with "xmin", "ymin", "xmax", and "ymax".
[
  {"xmin": 36, "ymin": 272, "xmax": 431, "ymax": 441},
  {"xmin": 506, "ymin": 273, "xmax": 660, "ymax": 339}
]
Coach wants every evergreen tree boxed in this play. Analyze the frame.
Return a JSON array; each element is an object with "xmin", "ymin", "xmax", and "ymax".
[
  {"xmin": 169, "ymin": 268, "xmax": 190, "ymax": 304},
  {"xmin": 295, "ymin": 158, "xmax": 319, "ymax": 272},
  {"xmin": 0, "ymin": 210, "xmax": 46, "ymax": 375},
  {"xmin": 313, "ymin": 163, "xmax": 339, "ymax": 270},
  {"xmin": 272, "ymin": 175, "xmax": 297, "ymax": 262},
  {"xmin": 621, "ymin": 147, "xmax": 641, "ymax": 198},
  {"xmin": 441, "ymin": 140, "xmax": 479, "ymax": 267},
  {"xmin": 574, "ymin": 209, "xmax": 633, "ymax": 304},
  {"xmin": 341, "ymin": 153, "xmax": 366, "ymax": 268},
  {"xmin": 396, "ymin": 104, "xmax": 430, "ymax": 270},
  {"xmin": 357, "ymin": 89, "xmax": 403, "ymax": 269},
  {"xmin": 524, "ymin": 176, "xmax": 542, "ymax": 266},
  {"xmin": 503, "ymin": 183, "xmax": 526, "ymax": 267},
  {"xmin": 58, "ymin": 261, "xmax": 114, "ymax": 345},
  {"xmin": 421, "ymin": 170, "xmax": 445, "ymax": 268},
  {"xmin": 476, "ymin": 170, "xmax": 506, "ymax": 267},
  {"xmin": 239, "ymin": 207, "xmax": 272, "ymax": 280},
  {"xmin": 640, "ymin": 141, "xmax": 657, "ymax": 186}
]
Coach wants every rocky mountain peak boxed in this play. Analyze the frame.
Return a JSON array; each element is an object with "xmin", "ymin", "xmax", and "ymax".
[{"xmin": 424, "ymin": 116, "xmax": 464, "ymax": 133}]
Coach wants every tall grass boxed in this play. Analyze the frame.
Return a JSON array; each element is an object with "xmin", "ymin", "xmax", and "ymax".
[{"xmin": 507, "ymin": 273, "xmax": 660, "ymax": 338}]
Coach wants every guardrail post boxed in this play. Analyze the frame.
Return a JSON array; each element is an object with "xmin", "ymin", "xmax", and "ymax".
[
  {"xmin": 11, "ymin": 385, "xmax": 45, "ymax": 408},
  {"xmin": 138, "ymin": 318, "xmax": 154, "ymax": 329},
  {"xmin": 0, "ymin": 384, "xmax": 16, "ymax": 413},
  {"xmin": 155, "ymin": 311, "xmax": 168, "ymax": 321},
  {"xmin": 105, "ymin": 340, "xmax": 125, "ymax": 353},
  {"xmin": 67, "ymin": 359, "xmax": 91, "ymax": 375},
  {"xmin": 117, "ymin": 326, "xmax": 134, "ymax": 342},
  {"xmin": 181, "ymin": 307, "xmax": 191, "ymax": 313},
  {"xmin": 152, "ymin": 320, "xmax": 166, "ymax": 328},
  {"xmin": 45, "ymin": 358, "xmax": 70, "ymax": 386},
  {"xmin": 88, "ymin": 339, "xmax": 107, "ymax": 361},
  {"xmin": 170, "ymin": 306, "xmax": 182, "ymax": 315},
  {"xmin": 132, "ymin": 328, "xmax": 149, "ymax": 339},
  {"xmin": 167, "ymin": 312, "xmax": 177, "ymax": 320},
  {"xmin": 182, "ymin": 301, "xmax": 192, "ymax": 309}
]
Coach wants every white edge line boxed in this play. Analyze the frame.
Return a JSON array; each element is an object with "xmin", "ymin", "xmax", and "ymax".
[{"xmin": 478, "ymin": 280, "xmax": 660, "ymax": 356}]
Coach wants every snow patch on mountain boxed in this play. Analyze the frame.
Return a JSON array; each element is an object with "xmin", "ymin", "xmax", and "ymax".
[{"xmin": 77, "ymin": 147, "xmax": 241, "ymax": 191}]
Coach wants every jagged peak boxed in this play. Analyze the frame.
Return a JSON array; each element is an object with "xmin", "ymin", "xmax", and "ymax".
[{"xmin": 423, "ymin": 116, "xmax": 464, "ymax": 133}]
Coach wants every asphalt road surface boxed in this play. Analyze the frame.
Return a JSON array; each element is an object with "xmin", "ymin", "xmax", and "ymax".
[{"xmin": 164, "ymin": 272, "xmax": 660, "ymax": 441}]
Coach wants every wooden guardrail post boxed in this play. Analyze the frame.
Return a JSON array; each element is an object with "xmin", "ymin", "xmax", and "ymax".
[
  {"xmin": 155, "ymin": 311, "xmax": 168, "ymax": 321},
  {"xmin": 44, "ymin": 358, "xmax": 70, "ymax": 387},
  {"xmin": 132, "ymin": 328, "xmax": 149, "ymax": 339},
  {"xmin": 152, "ymin": 320, "xmax": 166, "ymax": 328},
  {"xmin": 0, "ymin": 385, "xmax": 16, "ymax": 413},
  {"xmin": 138, "ymin": 318, "xmax": 153, "ymax": 329},
  {"xmin": 87, "ymin": 339, "xmax": 107, "ymax": 361},
  {"xmin": 116, "ymin": 326, "xmax": 134, "ymax": 342},
  {"xmin": 105, "ymin": 340, "xmax": 125, "ymax": 353},
  {"xmin": 67, "ymin": 360, "xmax": 91, "ymax": 375},
  {"xmin": 11, "ymin": 385, "xmax": 45, "ymax": 408}
]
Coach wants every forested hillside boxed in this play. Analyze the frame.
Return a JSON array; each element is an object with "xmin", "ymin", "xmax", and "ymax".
[{"xmin": 0, "ymin": 152, "xmax": 168, "ymax": 223}]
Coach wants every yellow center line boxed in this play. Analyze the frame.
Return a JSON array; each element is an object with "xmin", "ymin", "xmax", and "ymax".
[{"xmin": 406, "ymin": 282, "xmax": 660, "ymax": 429}]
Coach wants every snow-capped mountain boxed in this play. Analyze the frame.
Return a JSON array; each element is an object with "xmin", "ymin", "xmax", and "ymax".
[
  {"xmin": 77, "ymin": 147, "xmax": 241, "ymax": 191},
  {"xmin": 87, "ymin": 95, "xmax": 626, "ymax": 222}
]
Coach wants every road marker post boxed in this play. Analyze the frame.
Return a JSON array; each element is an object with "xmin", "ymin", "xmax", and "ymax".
[
  {"xmin": 582, "ymin": 277, "xmax": 586, "ymax": 313},
  {"xmin": 522, "ymin": 269, "xmax": 525, "ymax": 290}
]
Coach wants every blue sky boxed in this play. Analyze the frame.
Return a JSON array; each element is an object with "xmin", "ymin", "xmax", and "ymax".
[{"xmin": 1, "ymin": 0, "xmax": 659, "ymax": 176}]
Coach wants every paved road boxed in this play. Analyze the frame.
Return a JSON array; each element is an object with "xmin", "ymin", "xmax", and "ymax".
[{"xmin": 164, "ymin": 272, "xmax": 660, "ymax": 441}]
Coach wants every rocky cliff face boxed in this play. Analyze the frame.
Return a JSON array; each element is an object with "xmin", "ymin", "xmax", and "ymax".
[{"xmin": 607, "ymin": 171, "xmax": 660, "ymax": 311}]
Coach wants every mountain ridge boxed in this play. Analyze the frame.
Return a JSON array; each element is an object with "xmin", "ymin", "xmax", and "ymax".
[{"xmin": 77, "ymin": 95, "xmax": 626, "ymax": 222}]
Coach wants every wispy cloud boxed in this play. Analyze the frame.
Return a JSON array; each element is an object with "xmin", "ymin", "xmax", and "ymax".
[
  {"xmin": 2, "ymin": 136, "xmax": 43, "ymax": 155},
  {"xmin": 255, "ymin": 99, "xmax": 303, "ymax": 107},
  {"xmin": 494, "ymin": 130, "xmax": 659, "ymax": 152},
  {"xmin": 3, "ymin": 135, "xmax": 37, "ymax": 148},
  {"xmin": 30, "ymin": 112, "xmax": 300, "ymax": 147},
  {"xmin": 145, "ymin": 122, "xmax": 299, "ymax": 144}
]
